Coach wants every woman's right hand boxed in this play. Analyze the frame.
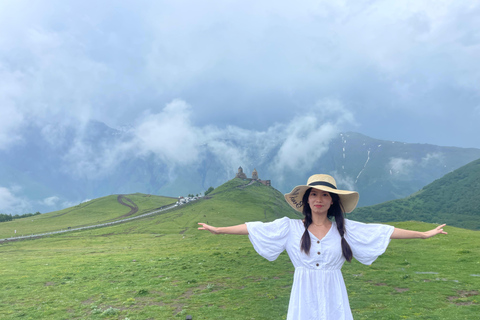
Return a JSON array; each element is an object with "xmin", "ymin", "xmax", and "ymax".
[
  {"xmin": 197, "ymin": 223, "xmax": 249, "ymax": 235},
  {"xmin": 198, "ymin": 223, "xmax": 219, "ymax": 234}
]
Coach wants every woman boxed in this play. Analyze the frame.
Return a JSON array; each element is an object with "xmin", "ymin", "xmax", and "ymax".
[{"xmin": 198, "ymin": 174, "xmax": 447, "ymax": 319}]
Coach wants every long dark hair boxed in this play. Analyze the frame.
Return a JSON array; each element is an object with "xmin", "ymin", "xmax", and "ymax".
[{"xmin": 300, "ymin": 188, "xmax": 353, "ymax": 262}]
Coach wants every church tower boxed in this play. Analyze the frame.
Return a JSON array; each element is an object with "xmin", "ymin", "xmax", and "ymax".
[
  {"xmin": 236, "ymin": 166, "xmax": 247, "ymax": 179},
  {"xmin": 252, "ymin": 168, "xmax": 258, "ymax": 180}
]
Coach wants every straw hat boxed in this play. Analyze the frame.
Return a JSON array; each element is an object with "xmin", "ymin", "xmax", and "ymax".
[{"xmin": 284, "ymin": 174, "xmax": 359, "ymax": 213}]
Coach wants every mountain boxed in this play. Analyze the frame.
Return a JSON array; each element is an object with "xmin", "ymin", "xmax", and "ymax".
[
  {"xmin": 353, "ymin": 157, "xmax": 480, "ymax": 230},
  {"xmin": 322, "ymin": 132, "xmax": 480, "ymax": 207},
  {"xmin": 1, "ymin": 121, "xmax": 480, "ymax": 214}
]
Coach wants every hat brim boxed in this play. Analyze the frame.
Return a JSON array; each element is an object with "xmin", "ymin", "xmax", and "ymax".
[{"xmin": 284, "ymin": 185, "xmax": 359, "ymax": 213}]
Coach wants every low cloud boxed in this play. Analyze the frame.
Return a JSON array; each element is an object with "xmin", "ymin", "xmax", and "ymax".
[
  {"xmin": 135, "ymin": 99, "xmax": 202, "ymax": 166},
  {"xmin": 0, "ymin": 70, "xmax": 25, "ymax": 150},
  {"xmin": 331, "ymin": 171, "xmax": 357, "ymax": 192},
  {"xmin": 0, "ymin": 96, "xmax": 354, "ymax": 215},
  {"xmin": 201, "ymin": 124, "xmax": 284, "ymax": 178},
  {"xmin": 271, "ymin": 99, "xmax": 356, "ymax": 180},
  {"xmin": 388, "ymin": 157, "xmax": 415, "ymax": 176},
  {"xmin": 0, "ymin": 186, "xmax": 31, "ymax": 214},
  {"xmin": 53, "ymin": 97, "xmax": 355, "ymax": 182},
  {"xmin": 421, "ymin": 152, "xmax": 445, "ymax": 167},
  {"xmin": 61, "ymin": 130, "xmax": 134, "ymax": 179},
  {"xmin": 42, "ymin": 196, "xmax": 60, "ymax": 207}
]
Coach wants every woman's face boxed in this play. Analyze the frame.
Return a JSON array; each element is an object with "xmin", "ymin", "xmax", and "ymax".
[{"xmin": 308, "ymin": 189, "xmax": 333, "ymax": 215}]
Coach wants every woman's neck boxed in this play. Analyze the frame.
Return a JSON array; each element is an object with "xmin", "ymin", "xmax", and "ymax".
[{"xmin": 311, "ymin": 214, "xmax": 330, "ymax": 226}]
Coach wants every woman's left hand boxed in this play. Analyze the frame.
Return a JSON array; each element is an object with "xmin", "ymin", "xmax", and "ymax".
[
  {"xmin": 391, "ymin": 224, "xmax": 448, "ymax": 239},
  {"xmin": 423, "ymin": 224, "xmax": 448, "ymax": 239}
]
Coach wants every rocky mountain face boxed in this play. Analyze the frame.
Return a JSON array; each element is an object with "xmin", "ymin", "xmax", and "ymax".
[{"xmin": 2, "ymin": 121, "xmax": 480, "ymax": 214}]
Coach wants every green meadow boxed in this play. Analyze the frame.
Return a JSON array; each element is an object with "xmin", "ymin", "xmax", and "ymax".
[
  {"xmin": 1, "ymin": 180, "xmax": 479, "ymax": 319},
  {"xmin": 0, "ymin": 194, "xmax": 176, "ymax": 239}
]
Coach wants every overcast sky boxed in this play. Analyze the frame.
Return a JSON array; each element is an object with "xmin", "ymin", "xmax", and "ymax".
[
  {"xmin": 1, "ymin": 0, "xmax": 479, "ymax": 151},
  {"xmin": 1, "ymin": 0, "xmax": 480, "ymax": 214}
]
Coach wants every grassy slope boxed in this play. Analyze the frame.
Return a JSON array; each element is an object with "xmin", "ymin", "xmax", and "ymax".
[
  {"xmin": 0, "ymin": 193, "xmax": 176, "ymax": 239},
  {"xmin": 354, "ymin": 158, "xmax": 480, "ymax": 230},
  {"xmin": 0, "ymin": 180, "xmax": 479, "ymax": 319}
]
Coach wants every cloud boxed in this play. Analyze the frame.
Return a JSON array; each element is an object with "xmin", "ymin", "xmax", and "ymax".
[
  {"xmin": 0, "ymin": 186, "xmax": 31, "ymax": 214},
  {"xmin": 331, "ymin": 171, "xmax": 357, "ymax": 192},
  {"xmin": 135, "ymin": 99, "xmax": 201, "ymax": 166},
  {"xmin": 40, "ymin": 122, "xmax": 71, "ymax": 147},
  {"xmin": 199, "ymin": 124, "xmax": 285, "ymax": 178},
  {"xmin": 0, "ymin": 69, "xmax": 25, "ymax": 149},
  {"xmin": 0, "ymin": 0, "xmax": 480, "ymax": 150},
  {"xmin": 421, "ymin": 152, "xmax": 445, "ymax": 167},
  {"xmin": 42, "ymin": 196, "xmax": 60, "ymax": 207},
  {"xmin": 271, "ymin": 99, "xmax": 355, "ymax": 176},
  {"xmin": 51, "ymin": 99, "xmax": 204, "ymax": 179},
  {"xmin": 133, "ymin": 98, "xmax": 355, "ymax": 181},
  {"xmin": 388, "ymin": 157, "xmax": 415, "ymax": 176},
  {"xmin": 50, "ymin": 96, "xmax": 355, "ymax": 185},
  {"xmin": 60, "ymin": 128, "xmax": 135, "ymax": 179}
]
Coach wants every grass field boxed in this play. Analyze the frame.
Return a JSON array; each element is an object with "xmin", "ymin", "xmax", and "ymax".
[
  {"xmin": 0, "ymin": 181, "xmax": 478, "ymax": 319},
  {"xmin": 0, "ymin": 193, "xmax": 176, "ymax": 239}
]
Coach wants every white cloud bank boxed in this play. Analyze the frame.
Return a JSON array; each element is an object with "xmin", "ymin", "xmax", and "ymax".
[
  {"xmin": 388, "ymin": 157, "xmax": 415, "ymax": 176},
  {"xmin": 0, "ymin": 186, "xmax": 31, "ymax": 214},
  {"xmin": 135, "ymin": 99, "xmax": 202, "ymax": 166},
  {"xmin": 146, "ymin": 99, "xmax": 354, "ymax": 178},
  {"xmin": 0, "ymin": 187, "xmax": 66, "ymax": 215},
  {"xmin": 0, "ymin": 0, "xmax": 479, "ymax": 151},
  {"xmin": 272, "ymin": 99, "xmax": 355, "ymax": 175},
  {"xmin": 53, "ymin": 98, "xmax": 356, "ymax": 182},
  {"xmin": 41, "ymin": 196, "xmax": 60, "ymax": 207}
]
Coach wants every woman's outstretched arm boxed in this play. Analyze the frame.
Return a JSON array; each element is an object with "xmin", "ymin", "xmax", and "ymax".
[
  {"xmin": 198, "ymin": 223, "xmax": 249, "ymax": 235},
  {"xmin": 390, "ymin": 224, "xmax": 447, "ymax": 239}
]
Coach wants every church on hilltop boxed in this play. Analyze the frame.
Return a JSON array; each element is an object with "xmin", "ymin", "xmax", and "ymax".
[{"xmin": 235, "ymin": 167, "xmax": 271, "ymax": 186}]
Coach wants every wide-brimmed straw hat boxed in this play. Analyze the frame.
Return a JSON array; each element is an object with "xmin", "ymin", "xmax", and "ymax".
[{"xmin": 284, "ymin": 174, "xmax": 359, "ymax": 213}]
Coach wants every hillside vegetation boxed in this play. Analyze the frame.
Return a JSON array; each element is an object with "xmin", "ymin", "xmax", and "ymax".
[
  {"xmin": 354, "ymin": 158, "xmax": 480, "ymax": 230},
  {"xmin": 0, "ymin": 193, "xmax": 176, "ymax": 239},
  {"xmin": 0, "ymin": 179, "xmax": 479, "ymax": 319}
]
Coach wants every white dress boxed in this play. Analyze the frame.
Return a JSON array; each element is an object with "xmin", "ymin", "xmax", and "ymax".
[{"xmin": 246, "ymin": 217, "xmax": 394, "ymax": 320}]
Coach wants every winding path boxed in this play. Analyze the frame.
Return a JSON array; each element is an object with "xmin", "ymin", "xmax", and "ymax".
[{"xmin": 117, "ymin": 195, "xmax": 139, "ymax": 217}]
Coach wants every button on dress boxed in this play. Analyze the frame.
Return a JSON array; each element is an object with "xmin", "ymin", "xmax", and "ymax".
[{"xmin": 246, "ymin": 217, "xmax": 394, "ymax": 320}]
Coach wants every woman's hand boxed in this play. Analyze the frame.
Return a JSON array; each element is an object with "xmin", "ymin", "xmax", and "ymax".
[
  {"xmin": 391, "ymin": 224, "xmax": 448, "ymax": 239},
  {"xmin": 423, "ymin": 224, "xmax": 448, "ymax": 239},
  {"xmin": 197, "ymin": 223, "xmax": 249, "ymax": 235},
  {"xmin": 198, "ymin": 223, "xmax": 220, "ymax": 234}
]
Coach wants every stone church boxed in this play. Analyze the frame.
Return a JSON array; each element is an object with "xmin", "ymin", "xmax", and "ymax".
[{"xmin": 235, "ymin": 167, "xmax": 271, "ymax": 186}]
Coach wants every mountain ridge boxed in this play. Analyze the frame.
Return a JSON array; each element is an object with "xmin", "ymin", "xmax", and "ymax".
[
  {"xmin": 2, "ymin": 121, "xmax": 480, "ymax": 215},
  {"xmin": 353, "ymin": 157, "xmax": 480, "ymax": 230}
]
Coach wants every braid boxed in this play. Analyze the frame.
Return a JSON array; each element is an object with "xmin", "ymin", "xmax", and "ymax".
[
  {"xmin": 300, "ymin": 189, "xmax": 312, "ymax": 255},
  {"xmin": 329, "ymin": 194, "xmax": 353, "ymax": 262}
]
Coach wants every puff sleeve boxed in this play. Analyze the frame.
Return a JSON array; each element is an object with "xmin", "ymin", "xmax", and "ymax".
[
  {"xmin": 344, "ymin": 219, "xmax": 394, "ymax": 265},
  {"xmin": 246, "ymin": 217, "xmax": 291, "ymax": 261}
]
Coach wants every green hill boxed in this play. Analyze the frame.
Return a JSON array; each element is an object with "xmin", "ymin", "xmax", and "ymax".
[
  {"xmin": 353, "ymin": 158, "xmax": 480, "ymax": 230},
  {"xmin": 0, "ymin": 179, "xmax": 479, "ymax": 319},
  {"xmin": 0, "ymin": 193, "xmax": 177, "ymax": 239}
]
